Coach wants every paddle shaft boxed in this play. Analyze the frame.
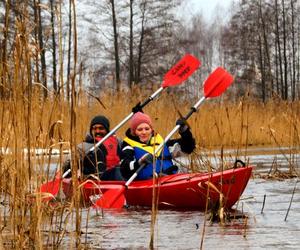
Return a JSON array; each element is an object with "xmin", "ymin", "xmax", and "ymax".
[
  {"xmin": 62, "ymin": 168, "xmax": 71, "ymax": 178},
  {"xmin": 93, "ymin": 67, "xmax": 233, "ymax": 209},
  {"xmin": 125, "ymin": 96, "xmax": 206, "ymax": 186},
  {"xmin": 88, "ymin": 87, "xmax": 164, "ymax": 153},
  {"xmin": 87, "ymin": 54, "xmax": 201, "ymax": 154}
]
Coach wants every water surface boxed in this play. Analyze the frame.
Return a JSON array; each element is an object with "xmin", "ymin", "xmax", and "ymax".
[
  {"xmin": 3, "ymin": 148, "xmax": 299, "ymax": 249},
  {"xmin": 57, "ymin": 177, "xmax": 299, "ymax": 249},
  {"xmin": 48, "ymin": 148, "xmax": 300, "ymax": 249}
]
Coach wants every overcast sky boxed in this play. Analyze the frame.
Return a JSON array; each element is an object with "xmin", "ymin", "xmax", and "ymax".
[{"xmin": 183, "ymin": 0, "xmax": 236, "ymax": 22}]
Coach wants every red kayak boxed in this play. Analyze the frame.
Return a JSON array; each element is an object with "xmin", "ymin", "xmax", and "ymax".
[{"xmin": 62, "ymin": 164, "xmax": 252, "ymax": 210}]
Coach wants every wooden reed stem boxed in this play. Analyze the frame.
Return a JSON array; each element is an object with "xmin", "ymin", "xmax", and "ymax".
[
  {"xmin": 261, "ymin": 194, "xmax": 266, "ymax": 214},
  {"xmin": 284, "ymin": 180, "xmax": 298, "ymax": 221}
]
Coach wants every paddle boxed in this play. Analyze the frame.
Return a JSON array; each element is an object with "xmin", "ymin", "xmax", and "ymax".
[
  {"xmin": 93, "ymin": 67, "xmax": 234, "ymax": 209},
  {"xmin": 38, "ymin": 54, "xmax": 200, "ymax": 199},
  {"xmin": 88, "ymin": 54, "xmax": 201, "ymax": 153},
  {"xmin": 39, "ymin": 169, "xmax": 71, "ymax": 201}
]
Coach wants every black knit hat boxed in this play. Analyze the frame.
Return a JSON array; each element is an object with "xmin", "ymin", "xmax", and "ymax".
[{"xmin": 89, "ymin": 115, "xmax": 110, "ymax": 134}]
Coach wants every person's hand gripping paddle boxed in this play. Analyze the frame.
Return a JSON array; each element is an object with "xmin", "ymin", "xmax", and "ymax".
[
  {"xmin": 38, "ymin": 54, "xmax": 201, "ymax": 200},
  {"xmin": 94, "ymin": 67, "xmax": 234, "ymax": 209}
]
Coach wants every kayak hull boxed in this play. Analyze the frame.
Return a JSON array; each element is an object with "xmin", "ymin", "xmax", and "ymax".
[{"xmin": 62, "ymin": 166, "xmax": 252, "ymax": 210}]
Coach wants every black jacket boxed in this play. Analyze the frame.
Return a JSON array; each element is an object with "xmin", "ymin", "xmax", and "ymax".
[
  {"xmin": 62, "ymin": 134, "xmax": 108, "ymax": 178},
  {"xmin": 80, "ymin": 134, "xmax": 108, "ymax": 176}
]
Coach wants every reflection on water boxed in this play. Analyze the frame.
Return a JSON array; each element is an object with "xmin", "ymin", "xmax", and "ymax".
[{"xmin": 58, "ymin": 178, "xmax": 300, "ymax": 249}]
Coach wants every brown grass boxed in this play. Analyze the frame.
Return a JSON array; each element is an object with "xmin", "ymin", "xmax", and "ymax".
[
  {"xmin": 1, "ymin": 3, "xmax": 300, "ymax": 247},
  {"xmin": 1, "ymin": 85, "xmax": 300, "ymax": 247},
  {"xmin": 51, "ymin": 93, "xmax": 300, "ymax": 150}
]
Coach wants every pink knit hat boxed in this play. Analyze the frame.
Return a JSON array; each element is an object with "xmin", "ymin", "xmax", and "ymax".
[{"xmin": 130, "ymin": 112, "xmax": 152, "ymax": 134}]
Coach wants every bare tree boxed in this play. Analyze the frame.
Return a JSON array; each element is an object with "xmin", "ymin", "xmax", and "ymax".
[
  {"xmin": 111, "ymin": 0, "xmax": 121, "ymax": 91},
  {"xmin": 66, "ymin": 0, "xmax": 72, "ymax": 101},
  {"xmin": 290, "ymin": 0, "xmax": 297, "ymax": 100},
  {"xmin": 36, "ymin": 0, "xmax": 48, "ymax": 98},
  {"xmin": 282, "ymin": 0, "xmax": 288, "ymax": 99},
  {"xmin": 76, "ymin": 0, "xmax": 182, "ymax": 92},
  {"xmin": 50, "ymin": 0, "xmax": 57, "ymax": 93},
  {"xmin": 219, "ymin": 0, "xmax": 300, "ymax": 101},
  {"xmin": 1, "ymin": 0, "xmax": 11, "ymax": 98},
  {"xmin": 129, "ymin": 0, "xmax": 134, "ymax": 88}
]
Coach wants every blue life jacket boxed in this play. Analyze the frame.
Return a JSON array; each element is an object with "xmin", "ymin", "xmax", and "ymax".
[{"xmin": 123, "ymin": 133, "xmax": 177, "ymax": 180}]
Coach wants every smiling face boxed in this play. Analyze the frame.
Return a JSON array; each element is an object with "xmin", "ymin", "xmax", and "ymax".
[
  {"xmin": 92, "ymin": 124, "xmax": 108, "ymax": 139},
  {"xmin": 134, "ymin": 123, "xmax": 153, "ymax": 143}
]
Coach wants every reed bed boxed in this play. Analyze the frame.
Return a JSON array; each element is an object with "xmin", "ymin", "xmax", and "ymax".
[
  {"xmin": 1, "ymin": 84, "xmax": 300, "ymax": 248},
  {"xmin": 1, "ymin": 55, "xmax": 300, "ymax": 247},
  {"xmin": 41, "ymin": 92, "xmax": 300, "ymax": 149},
  {"xmin": 1, "ymin": 2, "xmax": 300, "ymax": 248}
]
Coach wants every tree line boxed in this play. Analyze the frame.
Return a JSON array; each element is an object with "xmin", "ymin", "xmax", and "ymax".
[
  {"xmin": 0, "ymin": 0, "xmax": 299, "ymax": 102},
  {"xmin": 222, "ymin": 0, "xmax": 300, "ymax": 101}
]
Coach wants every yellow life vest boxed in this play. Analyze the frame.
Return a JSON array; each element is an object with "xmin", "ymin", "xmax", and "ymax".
[{"xmin": 123, "ymin": 133, "xmax": 164, "ymax": 156}]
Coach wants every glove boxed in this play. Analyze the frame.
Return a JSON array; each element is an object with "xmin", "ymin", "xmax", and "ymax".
[
  {"xmin": 132, "ymin": 102, "xmax": 144, "ymax": 113},
  {"xmin": 138, "ymin": 153, "xmax": 153, "ymax": 165},
  {"xmin": 176, "ymin": 118, "xmax": 189, "ymax": 133}
]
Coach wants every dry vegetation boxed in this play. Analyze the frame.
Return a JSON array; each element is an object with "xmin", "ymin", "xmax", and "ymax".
[
  {"xmin": 2, "ymin": 89, "xmax": 300, "ymax": 152},
  {"xmin": 1, "ymin": 1, "xmax": 300, "ymax": 248},
  {"xmin": 1, "ymin": 83, "xmax": 300, "ymax": 248},
  {"xmin": 1, "ymin": 5, "xmax": 300, "ymax": 248}
]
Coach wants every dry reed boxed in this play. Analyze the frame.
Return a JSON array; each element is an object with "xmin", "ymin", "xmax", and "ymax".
[
  {"xmin": 1, "ymin": 4, "xmax": 300, "ymax": 247},
  {"xmin": 1, "ymin": 84, "xmax": 300, "ymax": 247}
]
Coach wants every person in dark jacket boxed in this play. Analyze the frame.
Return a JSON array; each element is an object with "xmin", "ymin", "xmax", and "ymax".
[
  {"xmin": 63, "ymin": 115, "xmax": 123, "ymax": 180},
  {"xmin": 120, "ymin": 112, "xmax": 195, "ymax": 180}
]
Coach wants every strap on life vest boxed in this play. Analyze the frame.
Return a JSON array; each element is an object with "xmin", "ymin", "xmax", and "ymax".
[{"xmin": 123, "ymin": 133, "xmax": 164, "ymax": 156}]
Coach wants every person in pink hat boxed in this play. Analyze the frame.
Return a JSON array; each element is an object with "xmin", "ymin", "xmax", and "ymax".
[{"xmin": 120, "ymin": 112, "xmax": 195, "ymax": 180}]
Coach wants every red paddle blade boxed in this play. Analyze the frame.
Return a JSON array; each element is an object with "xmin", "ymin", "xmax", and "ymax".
[
  {"xmin": 39, "ymin": 178, "xmax": 61, "ymax": 201},
  {"xmin": 93, "ymin": 186, "xmax": 126, "ymax": 209},
  {"xmin": 162, "ymin": 54, "xmax": 201, "ymax": 87},
  {"xmin": 204, "ymin": 67, "xmax": 234, "ymax": 98}
]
